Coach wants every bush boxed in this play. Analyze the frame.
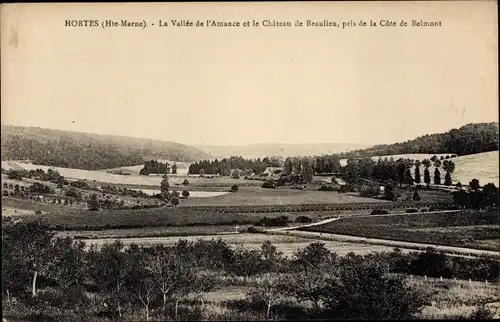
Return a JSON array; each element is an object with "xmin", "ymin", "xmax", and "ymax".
[
  {"xmin": 256, "ymin": 216, "xmax": 289, "ymax": 227},
  {"xmin": 405, "ymin": 208, "xmax": 419, "ymax": 213},
  {"xmin": 371, "ymin": 209, "xmax": 389, "ymax": 215},
  {"xmin": 182, "ymin": 190, "xmax": 190, "ymax": 198},
  {"xmin": 262, "ymin": 180, "xmax": 276, "ymax": 189},
  {"xmin": 230, "ymin": 184, "xmax": 239, "ymax": 192},
  {"xmin": 182, "ymin": 179, "xmax": 189, "ymax": 185},
  {"xmin": 470, "ymin": 306, "xmax": 494, "ymax": 320},
  {"xmin": 295, "ymin": 216, "xmax": 312, "ymax": 223},
  {"xmin": 247, "ymin": 226, "xmax": 263, "ymax": 233},
  {"xmin": 318, "ymin": 185, "xmax": 335, "ymax": 191}
]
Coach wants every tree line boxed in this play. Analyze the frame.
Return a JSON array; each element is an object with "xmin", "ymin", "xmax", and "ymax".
[
  {"xmin": 335, "ymin": 122, "xmax": 499, "ymax": 159},
  {"xmin": 2, "ymin": 219, "xmax": 498, "ymax": 321},
  {"xmin": 139, "ymin": 160, "xmax": 177, "ymax": 176},
  {"xmin": 188, "ymin": 156, "xmax": 283, "ymax": 176}
]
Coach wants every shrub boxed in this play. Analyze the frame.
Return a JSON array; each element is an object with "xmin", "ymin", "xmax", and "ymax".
[
  {"xmin": 405, "ymin": 208, "xmax": 418, "ymax": 213},
  {"xmin": 182, "ymin": 179, "xmax": 189, "ymax": 185},
  {"xmin": 371, "ymin": 209, "xmax": 389, "ymax": 215},
  {"xmin": 230, "ymin": 184, "xmax": 239, "ymax": 192},
  {"xmin": 295, "ymin": 216, "xmax": 312, "ymax": 223},
  {"xmin": 262, "ymin": 180, "xmax": 276, "ymax": 189},
  {"xmin": 257, "ymin": 216, "xmax": 289, "ymax": 227},
  {"xmin": 182, "ymin": 190, "xmax": 190, "ymax": 198},
  {"xmin": 247, "ymin": 226, "xmax": 262, "ymax": 233},
  {"xmin": 318, "ymin": 185, "xmax": 335, "ymax": 191},
  {"xmin": 470, "ymin": 306, "xmax": 494, "ymax": 320},
  {"xmin": 35, "ymin": 210, "xmax": 42, "ymax": 215}
]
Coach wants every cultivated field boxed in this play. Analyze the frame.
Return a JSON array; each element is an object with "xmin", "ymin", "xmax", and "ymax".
[
  {"xmin": 304, "ymin": 210, "xmax": 499, "ymax": 251},
  {"xmin": 6, "ymin": 203, "xmax": 334, "ymax": 230}
]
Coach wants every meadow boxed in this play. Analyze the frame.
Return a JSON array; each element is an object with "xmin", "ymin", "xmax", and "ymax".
[
  {"xmin": 77, "ymin": 233, "xmax": 397, "ymax": 257},
  {"xmin": 304, "ymin": 210, "xmax": 499, "ymax": 251},
  {"xmin": 411, "ymin": 277, "xmax": 500, "ymax": 319},
  {"xmin": 179, "ymin": 187, "xmax": 389, "ymax": 206}
]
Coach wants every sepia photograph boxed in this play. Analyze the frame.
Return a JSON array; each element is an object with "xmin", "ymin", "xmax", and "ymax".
[{"xmin": 1, "ymin": 1, "xmax": 499, "ymax": 321}]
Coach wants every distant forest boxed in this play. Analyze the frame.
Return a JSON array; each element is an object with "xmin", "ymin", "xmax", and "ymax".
[
  {"xmin": 0, "ymin": 126, "xmax": 209, "ymax": 170},
  {"xmin": 336, "ymin": 123, "xmax": 499, "ymax": 159}
]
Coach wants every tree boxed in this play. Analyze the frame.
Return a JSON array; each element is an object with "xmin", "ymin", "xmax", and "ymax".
[
  {"xmin": 171, "ymin": 163, "xmax": 177, "ymax": 175},
  {"xmin": 148, "ymin": 245, "xmax": 196, "ymax": 318},
  {"xmin": 284, "ymin": 157, "xmax": 294, "ymax": 175},
  {"xmin": 414, "ymin": 164, "xmax": 421, "ymax": 184},
  {"xmin": 171, "ymin": 197, "xmax": 179, "ymax": 207},
  {"xmin": 301, "ymin": 158, "xmax": 314, "ymax": 184},
  {"xmin": 199, "ymin": 168, "xmax": 205, "ymax": 177},
  {"xmin": 87, "ymin": 193, "xmax": 100, "ymax": 211},
  {"xmin": 469, "ymin": 178, "xmax": 480, "ymax": 191},
  {"xmin": 230, "ymin": 184, "xmax": 239, "ymax": 192},
  {"xmin": 289, "ymin": 243, "xmax": 336, "ymax": 316},
  {"xmin": 2, "ymin": 219, "xmax": 55, "ymax": 298},
  {"xmin": 260, "ymin": 240, "xmax": 284, "ymax": 273},
  {"xmin": 49, "ymin": 237, "xmax": 87, "ymax": 290},
  {"xmin": 423, "ymin": 168, "xmax": 431, "ymax": 186},
  {"xmin": 482, "ymin": 183, "xmax": 498, "ymax": 208},
  {"xmin": 247, "ymin": 273, "xmax": 287, "ymax": 320},
  {"xmin": 182, "ymin": 179, "xmax": 189, "ymax": 185},
  {"xmin": 322, "ymin": 254, "xmax": 428, "ymax": 320},
  {"xmin": 87, "ymin": 241, "xmax": 129, "ymax": 318},
  {"xmin": 160, "ymin": 175, "xmax": 170, "ymax": 199},
  {"xmin": 433, "ymin": 168, "xmax": 441, "ymax": 185},
  {"xmin": 444, "ymin": 171, "xmax": 452, "ymax": 186},
  {"xmin": 231, "ymin": 169, "xmax": 240, "ymax": 179},
  {"xmin": 125, "ymin": 245, "xmax": 156, "ymax": 321},
  {"xmin": 413, "ymin": 191, "xmax": 421, "ymax": 201},
  {"xmin": 182, "ymin": 190, "xmax": 190, "ymax": 198}
]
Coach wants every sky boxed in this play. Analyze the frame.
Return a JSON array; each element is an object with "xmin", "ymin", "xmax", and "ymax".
[{"xmin": 1, "ymin": 1, "xmax": 498, "ymax": 147}]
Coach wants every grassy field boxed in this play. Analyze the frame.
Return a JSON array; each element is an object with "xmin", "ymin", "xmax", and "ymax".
[
  {"xmin": 78, "ymin": 233, "xmax": 397, "ymax": 257},
  {"xmin": 56, "ymin": 225, "xmax": 252, "ymax": 239},
  {"xmin": 179, "ymin": 187, "xmax": 390, "ymax": 206},
  {"xmin": 411, "ymin": 277, "xmax": 500, "ymax": 319},
  {"xmin": 303, "ymin": 210, "xmax": 499, "ymax": 251}
]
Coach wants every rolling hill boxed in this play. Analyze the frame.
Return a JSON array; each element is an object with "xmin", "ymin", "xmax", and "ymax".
[
  {"xmin": 1, "ymin": 125, "xmax": 210, "ymax": 170},
  {"xmin": 338, "ymin": 122, "xmax": 499, "ymax": 159},
  {"xmin": 197, "ymin": 143, "xmax": 373, "ymax": 159}
]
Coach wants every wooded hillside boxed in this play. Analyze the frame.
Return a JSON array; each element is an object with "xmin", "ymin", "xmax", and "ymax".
[{"xmin": 1, "ymin": 125, "xmax": 210, "ymax": 170}]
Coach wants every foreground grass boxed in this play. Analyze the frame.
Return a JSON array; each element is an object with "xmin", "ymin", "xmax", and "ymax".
[
  {"xmin": 410, "ymin": 277, "xmax": 500, "ymax": 319},
  {"xmin": 304, "ymin": 210, "xmax": 499, "ymax": 251}
]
